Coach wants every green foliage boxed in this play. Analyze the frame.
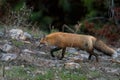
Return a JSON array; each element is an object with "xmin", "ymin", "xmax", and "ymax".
[
  {"xmin": 50, "ymin": 28, "xmax": 59, "ymax": 33},
  {"xmin": 13, "ymin": 0, "xmax": 25, "ymax": 11},
  {"xmin": 11, "ymin": 39, "xmax": 24, "ymax": 47},
  {"xmin": 42, "ymin": 16, "xmax": 53, "ymax": 25},
  {"xmin": 1, "ymin": 0, "xmax": 117, "ymax": 32},
  {"xmin": 83, "ymin": 0, "xmax": 94, "ymax": 11},
  {"xmin": 59, "ymin": 0, "xmax": 71, "ymax": 11},
  {"xmin": 86, "ymin": 10, "xmax": 97, "ymax": 18},
  {"xmin": 30, "ymin": 11, "xmax": 43, "ymax": 22},
  {"xmin": 0, "ymin": 0, "xmax": 6, "ymax": 5},
  {"xmin": 83, "ymin": 0, "xmax": 97, "ymax": 18}
]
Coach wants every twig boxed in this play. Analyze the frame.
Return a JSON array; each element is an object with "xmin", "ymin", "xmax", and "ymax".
[{"xmin": 62, "ymin": 24, "xmax": 75, "ymax": 33}]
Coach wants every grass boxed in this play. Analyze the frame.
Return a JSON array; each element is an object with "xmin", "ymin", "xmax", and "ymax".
[
  {"xmin": 35, "ymin": 68, "xmax": 87, "ymax": 80},
  {"xmin": 0, "ymin": 65, "xmax": 88, "ymax": 80},
  {"xmin": 11, "ymin": 39, "xmax": 24, "ymax": 47},
  {"xmin": 88, "ymin": 70, "xmax": 101, "ymax": 79},
  {"xmin": 5, "ymin": 66, "xmax": 37, "ymax": 80}
]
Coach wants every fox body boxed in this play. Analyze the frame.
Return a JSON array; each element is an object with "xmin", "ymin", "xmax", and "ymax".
[{"xmin": 40, "ymin": 32, "xmax": 117, "ymax": 61}]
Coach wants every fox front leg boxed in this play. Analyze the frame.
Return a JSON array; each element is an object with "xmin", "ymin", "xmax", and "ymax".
[
  {"xmin": 59, "ymin": 48, "xmax": 66, "ymax": 60},
  {"xmin": 50, "ymin": 47, "xmax": 61, "ymax": 57}
]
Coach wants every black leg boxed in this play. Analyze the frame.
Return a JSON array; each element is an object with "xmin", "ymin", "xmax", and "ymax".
[
  {"xmin": 59, "ymin": 48, "xmax": 66, "ymax": 60},
  {"xmin": 50, "ymin": 48, "xmax": 61, "ymax": 57},
  {"xmin": 88, "ymin": 54, "xmax": 92, "ymax": 60},
  {"xmin": 88, "ymin": 50, "xmax": 99, "ymax": 62},
  {"xmin": 93, "ymin": 53, "xmax": 99, "ymax": 62}
]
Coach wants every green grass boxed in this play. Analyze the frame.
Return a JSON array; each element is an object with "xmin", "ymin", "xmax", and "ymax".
[
  {"xmin": 6, "ymin": 66, "xmax": 34, "ymax": 80},
  {"xmin": 60, "ymin": 71, "xmax": 87, "ymax": 80},
  {"xmin": 3, "ymin": 66, "xmax": 88, "ymax": 80},
  {"xmin": 35, "ymin": 69, "xmax": 54, "ymax": 80},
  {"xmin": 88, "ymin": 70, "xmax": 101, "ymax": 79},
  {"xmin": 11, "ymin": 39, "xmax": 24, "ymax": 47},
  {"xmin": 2, "ymin": 63, "xmax": 119, "ymax": 80}
]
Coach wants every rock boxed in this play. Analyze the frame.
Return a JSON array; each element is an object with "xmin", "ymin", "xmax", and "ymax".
[
  {"xmin": 116, "ymin": 48, "xmax": 120, "ymax": 54},
  {"xmin": 80, "ymin": 54, "xmax": 89, "ymax": 59},
  {"xmin": 104, "ymin": 67, "xmax": 120, "ymax": 75},
  {"xmin": 2, "ymin": 44, "xmax": 13, "ymax": 52},
  {"xmin": 35, "ymin": 51, "xmax": 47, "ymax": 56},
  {"xmin": 22, "ymin": 49, "xmax": 34, "ymax": 54},
  {"xmin": 9, "ymin": 29, "xmax": 32, "ymax": 40},
  {"xmin": 67, "ymin": 48, "xmax": 78, "ymax": 54},
  {"xmin": 64, "ymin": 62, "xmax": 81, "ymax": 69},
  {"xmin": 9, "ymin": 29, "xmax": 24, "ymax": 40},
  {"xmin": 0, "ymin": 48, "xmax": 7, "ymax": 53},
  {"xmin": 23, "ymin": 32, "xmax": 32, "ymax": 40},
  {"xmin": 0, "ymin": 32, "xmax": 4, "ymax": 38},
  {"xmin": 20, "ymin": 52, "xmax": 34, "ymax": 63},
  {"xmin": 70, "ymin": 56, "xmax": 82, "ymax": 63},
  {"xmin": 35, "ymin": 51, "xmax": 51, "ymax": 59},
  {"xmin": 1, "ymin": 53, "xmax": 17, "ymax": 61}
]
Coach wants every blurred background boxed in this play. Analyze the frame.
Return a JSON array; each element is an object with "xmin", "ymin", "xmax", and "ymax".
[
  {"xmin": 0, "ymin": 1, "xmax": 120, "ymax": 80},
  {"xmin": 0, "ymin": 0, "xmax": 120, "ymax": 44}
]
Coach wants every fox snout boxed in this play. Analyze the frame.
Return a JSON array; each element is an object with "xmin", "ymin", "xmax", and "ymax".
[
  {"xmin": 39, "ymin": 43, "xmax": 48, "ymax": 48},
  {"xmin": 38, "ymin": 39, "xmax": 48, "ymax": 48},
  {"xmin": 37, "ymin": 43, "xmax": 47, "ymax": 49}
]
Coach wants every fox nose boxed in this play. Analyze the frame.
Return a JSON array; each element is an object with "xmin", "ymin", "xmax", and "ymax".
[
  {"xmin": 36, "ymin": 42, "xmax": 41, "ymax": 48},
  {"xmin": 39, "ymin": 44, "xmax": 44, "ymax": 48},
  {"xmin": 37, "ymin": 43, "xmax": 47, "ymax": 49}
]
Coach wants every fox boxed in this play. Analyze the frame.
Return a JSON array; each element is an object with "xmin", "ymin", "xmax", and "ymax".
[{"xmin": 39, "ymin": 32, "xmax": 118, "ymax": 62}]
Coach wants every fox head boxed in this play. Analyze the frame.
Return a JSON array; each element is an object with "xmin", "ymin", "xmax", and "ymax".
[{"xmin": 39, "ymin": 37, "xmax": 48, "ymax": 48}]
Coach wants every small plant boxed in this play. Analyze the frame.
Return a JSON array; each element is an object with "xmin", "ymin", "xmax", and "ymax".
[
  {"xmin": 49, "ymin": 25, "xmax": 59, "ymax": 33},
  {"xmin": 11, "ymin": 39, "xmax": 24, "ymax": 47}
]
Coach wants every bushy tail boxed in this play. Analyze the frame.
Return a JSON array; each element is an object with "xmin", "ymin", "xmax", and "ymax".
[{"xmin": 94, "ymin": 39, "xmax": 115, "ymax": 56}]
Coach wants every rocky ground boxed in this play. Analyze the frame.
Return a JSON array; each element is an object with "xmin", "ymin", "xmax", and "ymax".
[{"xmin": 0, "ymin": 28, "xmax": 120, "ymax": 80}]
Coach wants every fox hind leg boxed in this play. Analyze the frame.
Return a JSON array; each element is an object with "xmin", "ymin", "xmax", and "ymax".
[{"xmin": 88, "ymin": 50, "xmax": 99, "ymax": 62}]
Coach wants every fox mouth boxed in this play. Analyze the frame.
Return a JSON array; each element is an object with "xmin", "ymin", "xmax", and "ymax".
[{"xmin": 39, "ymin": 43, "xmax": 48, "ymax": 48}]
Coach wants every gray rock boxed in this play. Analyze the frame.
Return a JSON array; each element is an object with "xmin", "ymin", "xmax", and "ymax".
[
  {"xmin": 64, "ymin": 62, "xmax": 81, "ymax": 69},
  {"xmin": 0, "ymin": 32, "xmax": 4, "ymax": 37},
  {"xmin": 2, "ymin": 44, "xmax": 13, "ymax": 52},
  {"xmin": 9, "ymin": 29, "xmax": 32, "ymax": 40},
  {"xmin": 1, "ymin": 53, "xmax": 17, "ymax": 61},
  {"xmin": 22, "ymin": 49, "xmax": 33, "ymax": 54},
  {"xmin": 116, "ymin": 48, "xmax": 120, "ymax": 54},
  {"xmin": 23, "ymin": 32, "xmax": 32, "ymax": 40},
  {"xmin": 67, "ymin": 48, "xmax": 78, "ymax": 53},
  {"xmin": 9, "ymin": 29, "xmax": 24, "ymax": 40}
]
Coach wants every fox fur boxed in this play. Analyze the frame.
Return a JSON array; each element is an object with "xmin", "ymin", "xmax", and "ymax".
[{"xmin": 40, "ymin": 32, "xmax": 118, "ymax": 61}]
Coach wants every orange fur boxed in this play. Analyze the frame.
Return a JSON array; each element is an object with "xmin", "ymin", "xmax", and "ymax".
[{"xmin": 40, "ymin": 32, "xmax": 115, "ymax": 61}]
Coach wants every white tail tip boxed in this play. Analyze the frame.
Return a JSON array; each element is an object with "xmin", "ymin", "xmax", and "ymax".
[{"xmin": 112, "ymin": 51, "xmax": 118, "ymax": 59}]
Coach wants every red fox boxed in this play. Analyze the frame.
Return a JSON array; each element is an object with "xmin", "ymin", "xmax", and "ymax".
[{"xmin": 39, "ymin": 32, "xmax": 118, "ymax": 61}]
